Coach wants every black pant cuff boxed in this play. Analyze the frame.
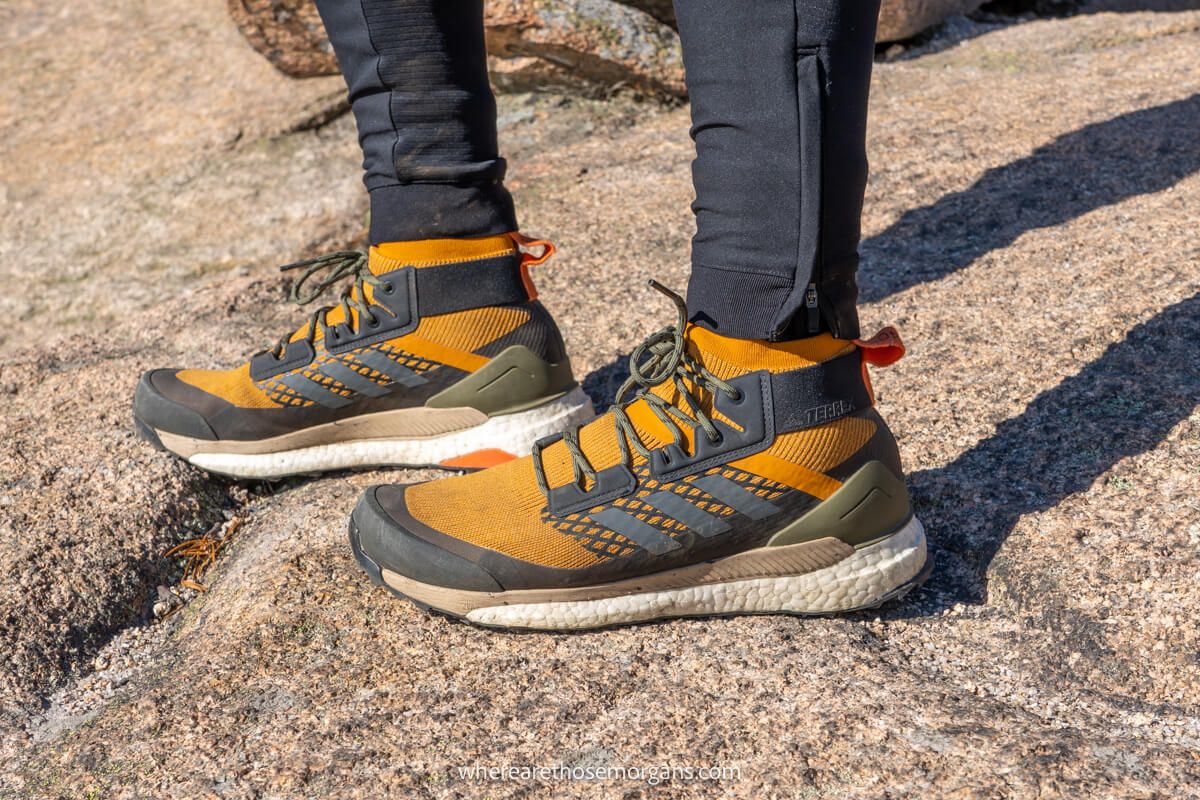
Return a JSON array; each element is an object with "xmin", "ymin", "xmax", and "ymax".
[
  {"xmin": 687, "ymin": 263, "xmax": 794, "ymax": 340},
  {"xmin": 687, "ymin": 262, "xmax": 861, "ymax": 341},
  {"xmin": 368, "ymin": 182, "xmax": 518, "ymax": 243}
]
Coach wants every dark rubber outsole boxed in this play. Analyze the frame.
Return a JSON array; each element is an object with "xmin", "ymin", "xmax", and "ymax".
[{"xmin": 348, "ymin": 516, "xmax": 935, "ymax": 633}]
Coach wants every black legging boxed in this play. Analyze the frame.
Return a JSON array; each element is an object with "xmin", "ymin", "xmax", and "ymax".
[{"xmin": 312, "ymin": 0, "xmax": 880, "ymax": 341}]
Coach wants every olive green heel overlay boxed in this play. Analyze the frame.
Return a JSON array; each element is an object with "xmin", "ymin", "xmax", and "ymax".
[
  {"xmin": 425, "ymin": 345, "xmax": 579, "ymax": 416},
  {"xmin": 767, "ymin": 460, "xmax": 912, "ymax": 548}
]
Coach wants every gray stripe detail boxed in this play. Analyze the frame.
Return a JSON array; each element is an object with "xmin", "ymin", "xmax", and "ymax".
[
  {"xmin": 353, "ymin": 349, "xmax": 427, "ymax": 388},
  {"xmin": 693, "ymin": 475, "xmax": 780, "ymax": 521},
  {"xmin": 590, "ymin": 509, "xmax": 681, "ymax": 555},
  {"xmin": 321, "ymin": 361, "xmax": 393, "ymax": 398},
  {"xmin": 277, "ymin": 373, "xmax": 354, "ymax": 409},
  {"xmin": 643, "ymin": 491, "xmax": 731, "ymax": 538}
]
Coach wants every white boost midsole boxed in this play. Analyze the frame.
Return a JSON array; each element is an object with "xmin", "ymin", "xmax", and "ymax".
[
  {"xmin": 463, "ymin": 516, "xmax": 928, "ymax": 629},
  {"xmin": 186, "ymin": 387, "xmax": 594, "ymax": 478}
]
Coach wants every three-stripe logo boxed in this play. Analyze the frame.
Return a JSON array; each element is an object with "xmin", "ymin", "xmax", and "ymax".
[
  {"xmin": 587, "ymin": 474, "xmax": 780, "ymax": 555},
  {"xmin": 280, "ymin": 351, "xmax": 427, "ymax": 408}
]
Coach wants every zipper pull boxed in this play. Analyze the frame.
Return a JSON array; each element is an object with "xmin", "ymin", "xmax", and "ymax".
[{"xmin": 804, "ymin": 282, "xmax": 820, "ymax": 335}]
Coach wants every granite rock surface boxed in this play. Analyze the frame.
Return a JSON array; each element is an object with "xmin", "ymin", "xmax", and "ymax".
[{"xmin": 0, "ymin": 1, "xmax": 1198, "ymax": 797}]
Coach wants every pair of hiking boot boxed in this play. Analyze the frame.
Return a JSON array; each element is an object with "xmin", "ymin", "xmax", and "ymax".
[{"xmin": 134, "ymin": 235, "xmax": 928, "ymax": 630}]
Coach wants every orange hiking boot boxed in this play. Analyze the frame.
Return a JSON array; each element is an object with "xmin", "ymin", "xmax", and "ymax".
[
  {"xmin": 349, "ymin": 282, "xmax": 929, "ymax": 630},
  {"xmin": 133, "ymin": 234, "xmax": 593, "ymax": 479}
]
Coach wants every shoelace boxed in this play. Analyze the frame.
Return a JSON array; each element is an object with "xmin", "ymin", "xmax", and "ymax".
[
  {"xmin": 533, "ymin": 280, "xmax": 741, "ymax": 499},
  {"xmin": 268, "ymin": 251, "xmax": 395, "ymax": 359}
]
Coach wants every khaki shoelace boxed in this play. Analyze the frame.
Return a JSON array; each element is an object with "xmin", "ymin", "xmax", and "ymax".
[
  {"xmin": 533, "ymin": 281, "xmax": 740, "ymax": 499},
  {"xmin": 267, "ymin": 251, "xmax": 396, "ymax": 359}
]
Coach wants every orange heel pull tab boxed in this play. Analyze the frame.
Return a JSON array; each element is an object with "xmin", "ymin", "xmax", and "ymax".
[
  {"xmin": 439, "ymin": 448, "xmax": 517, "ymax": 470},
  {"xmin": 510, "ymin": 232, "xmax": 556, "ymax": 301},
  {"xmin": 854, "ymin": 326, "xmax": 905, "ymax": 367}
]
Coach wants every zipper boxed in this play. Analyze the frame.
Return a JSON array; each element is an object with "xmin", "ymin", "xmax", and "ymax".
[{"xmin": 804, "ymin": 282, "xmax": 820, "ymax": 335}]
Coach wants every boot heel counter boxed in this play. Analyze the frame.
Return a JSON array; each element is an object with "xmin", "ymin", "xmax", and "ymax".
[
  {"xmin": 476, "ymin": 300, "xmax": 570, "ymax": 367},
  {"xmin": 426, "ymin": 345, "xmax": 578, "ymax": 415},
  {"xmin": 429, "ymin": 302, "xmax": 579, "ymax": 415},
  {"xmin": 849, "ymin": 410, "xmax": 902, "ymax": 484},
  {"xmin": 516, "ymin": 298, "xmax": 577, "ymax": 393},
  {"xmin": 766, "ymin": 408, "xmax": 912, "ymax": 548},
  {"xmin": 768, "ymin": 461, "xmax": 912, "ymax": 548},
  {"xmin": 524, "ymin": 299, "xmax": 570, "ymax": 365}
]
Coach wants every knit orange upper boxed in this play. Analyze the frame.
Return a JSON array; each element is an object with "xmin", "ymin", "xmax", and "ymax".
[
  {"xmin": 177, "ymin": 235, "xmax": 528, "ymax": 408},
  {"xmin": 405, "ymin": 325, "xmax": 877, "ymax": 569}
]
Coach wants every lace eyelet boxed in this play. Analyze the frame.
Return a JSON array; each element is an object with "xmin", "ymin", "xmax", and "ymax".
[
  {"xmin": 380, "ymin": 283, "xmax": 394, "ymax": 295},
  {"xmin": 708, "ymin": 432, "xmax": 724, "ymax": 446},
  {"xmin": 728, "ymin": 389, "xmax": 744, "ymax": 403}
]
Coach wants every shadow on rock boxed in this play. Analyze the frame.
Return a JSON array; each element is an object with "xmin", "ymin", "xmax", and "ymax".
[
  {"xmin": 859, "ymin": 94, "xmax": 1200, "ymax": 302},
  {"xmin": 582, "ymin": 354, "xmax": 633, "ymax": 411},
  {"xmin": 901, "ymin": 292, "xmax": 1200, "ymax": 614}
]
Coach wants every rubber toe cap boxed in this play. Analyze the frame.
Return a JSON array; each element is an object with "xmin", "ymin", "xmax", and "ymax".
[
  {"xmin": 349, "ymin": 485, "xmax": 503, "ymax": 593},
  {"xmin": 133, "ymin": 369, "xmax": 218, "ymax": 442}
]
